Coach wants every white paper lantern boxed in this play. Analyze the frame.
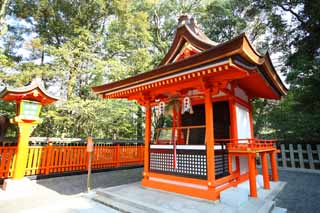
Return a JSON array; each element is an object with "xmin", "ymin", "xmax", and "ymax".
[
  {"xmin": 182, "ymin": 97, "xmax": 194, "ymax": 114},
  {"xmin": 159, "ymin": 101, "xmax": 165, "ymax": 115}
]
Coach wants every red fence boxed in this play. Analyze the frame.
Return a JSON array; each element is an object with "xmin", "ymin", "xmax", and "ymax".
[
  {"xmin": 0, "ymin": 145, "xmax": 144, "ymax": 179},
  {"xmin": 0, "ymin": 147, "xmax": 16, "ymax": 178}
]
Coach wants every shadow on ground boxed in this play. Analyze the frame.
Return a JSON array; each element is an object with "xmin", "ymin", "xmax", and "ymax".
[{"xmin": 35, "ymin": 167, "xmax": 143, "ymax": 195}]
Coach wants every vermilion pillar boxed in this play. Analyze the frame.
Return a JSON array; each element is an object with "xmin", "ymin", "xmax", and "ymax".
[
  {"xmin": 248, "ymin": 153, "xmax": 257, "ymax": 197},
  {"xmin": 143, "ymin": 101, "xmax": 152, "ymax": 180},
  {"xmin": 261, "ymin": 152, "xmax": 270, "ymax": 189},
  {"xmin": 270, "ymin": 150, "xmax": 279, "ymax": 181},
  {"xmin": 204, "ymin": 89, "xmax": 215, "ymax": 190},
  {"xmin": 229, "ymin": 97, "xmax": 240, "ymax": 178}
]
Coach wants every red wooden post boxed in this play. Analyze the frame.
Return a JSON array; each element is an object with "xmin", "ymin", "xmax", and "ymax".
[
  {"xmin": 143, "ymin": 101, "xmax": 151, "ymax": 179},
  {"xmin": 204, "ymin": 89, "xmax": 215, "ymax": 191},
  {"xmin": 261, "ymin": 152, "xmax": 270, "ymax": 189},
  {"xmin": 270, "ymin": 150, "xmax": 279, "ymax": 181},
  {"xmin": 248, "ymin": 153, "xmax": 257, "ymax": 197}
]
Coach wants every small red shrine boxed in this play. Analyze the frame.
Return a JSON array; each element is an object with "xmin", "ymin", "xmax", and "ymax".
[{"xmin": 92, "ymin": 15, "xmax": 287, "ymax": 200}]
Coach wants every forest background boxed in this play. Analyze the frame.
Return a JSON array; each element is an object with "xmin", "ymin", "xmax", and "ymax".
[{"xmin": 0, "ymin": 0, "xmax": 319, "ymax": 142}]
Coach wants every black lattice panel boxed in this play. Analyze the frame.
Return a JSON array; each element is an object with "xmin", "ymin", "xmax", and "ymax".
[
  {"xmin": 215, "ymin": 150, "xmax": 230, "ymax": 179},
  {"xmin": 149, "ymin": 149, "xmax": 207, "ymax": 179}
]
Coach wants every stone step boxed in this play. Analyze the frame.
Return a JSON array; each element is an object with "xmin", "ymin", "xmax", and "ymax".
[
  {"xmin": 271, "ymin": 207, "xmax": 288, "ymax": 213},
  {"xmin": 94, "ymin": 189, "xmax": 173, "ymax": 213},
  {"xmin": 220, "ymin": 187, "xmax": 249, "ymax": 208},
  {"xmin": 93, "ymin": 194, "xmax": 146, "ymax": 213},
  {"xmin": 258, "ymin": 200, "xmax": 275, "ymax": 213}
]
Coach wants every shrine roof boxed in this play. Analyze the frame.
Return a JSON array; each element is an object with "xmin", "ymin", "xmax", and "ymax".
[
  {"xmin": 0, "ymin": 78, "xmax": 59, "ymax": 105},
  {"xmin": 159, "ymin": 15, "xmax": 218, "ymax": 66},
  {"xmin": 92, "ymin": 15, "xmax": 287, "ymax": 100}
]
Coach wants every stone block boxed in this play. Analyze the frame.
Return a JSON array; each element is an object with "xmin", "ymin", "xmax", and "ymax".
[
  {"xmin": 2, "ymin": 178, "xmax": 34, "ymax": 195},
  {"xmin": 256, "ymin": 174, "xmax": 264, "ymax": 188},
  {"xmin": 272, "ymin": 206, "xmax": 288, "ymax": 213},
  {"xmin": 238, "ymin": 180, "xmax": 250, "ymax": 192},
  {"xmin": 220, "ymin": 187, "xmax": 249, "ymax": 208}
]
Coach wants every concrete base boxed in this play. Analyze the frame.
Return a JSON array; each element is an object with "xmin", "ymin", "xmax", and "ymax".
[
  {"xmin": 221, "ymin": 175, "xmax": 286, "ymax": 208},
  {"xmin": 220, "ymin": 187, "xmax": 249, "ymax": 208},
  {"xmin": 256, "ymin": 174, "xmax": 265, "ymax": 188},
  {"xmin": 2, "ymin": 178, "xmax": 34, "ymax": 194},
  {"xmin": 272, "ymin": 207, "xmax": 288, "ymax": 213},
  {"xmin": 237, "ymin": 174, "xmax": 264, "ymax": 192},
  {"xmin": 91, "ymin": 180, "xmax": 287, "ymax": 213}
]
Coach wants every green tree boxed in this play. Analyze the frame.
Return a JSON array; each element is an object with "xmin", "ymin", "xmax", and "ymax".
[{"xmin": 251, "ymin": 0, "xmax": 320, "ymax": 141}]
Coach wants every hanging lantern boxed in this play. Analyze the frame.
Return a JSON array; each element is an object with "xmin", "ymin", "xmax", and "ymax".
[
  {"xmin": 154, "ymin": 105, "xmax": 160, "ymax": 117},
  {"xmin": 159, "ymin": 101, "xmax": 165, "ymax": 116},
  {"xmin": 182, "ymin": 97, "xmax": 194, "ymax": 114}
]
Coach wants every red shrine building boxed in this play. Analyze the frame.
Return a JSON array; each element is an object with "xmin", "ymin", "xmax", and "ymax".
[{"xmin": 92, "ymin": 15, "xmax": 287, "ymax": 200}]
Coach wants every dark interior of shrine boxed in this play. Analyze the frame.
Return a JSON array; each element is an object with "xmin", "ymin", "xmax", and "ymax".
[{"xmin": 181, "ymin": 101, "xmax": 230, "ymax": 145}]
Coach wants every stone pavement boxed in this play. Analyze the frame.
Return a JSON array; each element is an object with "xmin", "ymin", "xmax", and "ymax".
[
  {"xmin": 0, "ymin": 167, "xmax": 319, "ymax": 213},
  {"xmin": 0, "ymin": 168, "xmax": 143, "ymax": 213},
  {"xmin": 93, "ymin": 181, "xmax": 285, "ymax": 213},
  {"xmin": 35, "ymin": 167, "xmax": 143, "ymax": 195},
  {"xmin": 0, "ymin": 179, "xmax": 120, "ymax": 213}
]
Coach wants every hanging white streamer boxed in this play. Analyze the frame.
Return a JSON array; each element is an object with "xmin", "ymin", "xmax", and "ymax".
[
  {"xmin": 182, "ymin": 97, "xmax": 194, "ymax": 114},
  {"xmin": 159, "ymin": 101, "xmax": 165, "ymax": 116}
]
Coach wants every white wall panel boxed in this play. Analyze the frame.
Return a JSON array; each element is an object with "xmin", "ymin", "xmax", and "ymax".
[
  {"xmin": 236, "ymin": 104, "xmax": 251, "ymax": 142},
  {"xmin": 235, "ymin": 103, "xmax": 252, "ymax": 175},
  {"xmin": 240, "ymin": 157, "xmax": 248, "ymax": 174}
]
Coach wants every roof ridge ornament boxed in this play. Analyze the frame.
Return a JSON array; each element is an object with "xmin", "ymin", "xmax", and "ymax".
[
  {"xmin": 177, "ymin": 14, "xmax": 191, "ymax": 27},
  {"xmin": 177, "ymin": 14, "xmax": 200, "ymax": 35}
]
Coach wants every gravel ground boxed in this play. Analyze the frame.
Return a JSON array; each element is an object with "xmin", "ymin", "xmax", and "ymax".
[
  {"xmin": 275, "ymin": 169, "xmax": 320, "ymax": 213},
  {"xmin": 35, "ymin": 167, "xmax": 143, "ymax": 195},
  {"xmin": 20, "ymin": 167, "xmax": 320, "ymax": 212}
]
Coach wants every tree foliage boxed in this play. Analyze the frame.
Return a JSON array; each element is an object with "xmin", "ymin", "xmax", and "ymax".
[
  {"xmin": 0, "ymin": 0, "xmax": 319, "ymax": 141},
  {"xmin": 251, "ymin": 0, "xmax": 320, "ymax": 141}
]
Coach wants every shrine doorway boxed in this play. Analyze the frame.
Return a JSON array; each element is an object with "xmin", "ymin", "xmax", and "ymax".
[{"xmin": 181, "ymin": 101, "xmax": 230, "ymax": 145}]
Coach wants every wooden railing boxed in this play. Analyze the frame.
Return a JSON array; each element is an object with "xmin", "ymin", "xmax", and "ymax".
[
  {"xmin": 0, "ymin": 144, "xmax": 144, "ymax": 179},
  {"xmin": 223, "ymin": 138, "xmax": 276, "ymax": 152},
  {"xmin": 154, "ymin": 125, "xmax": 205, "ymax": 145}
]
